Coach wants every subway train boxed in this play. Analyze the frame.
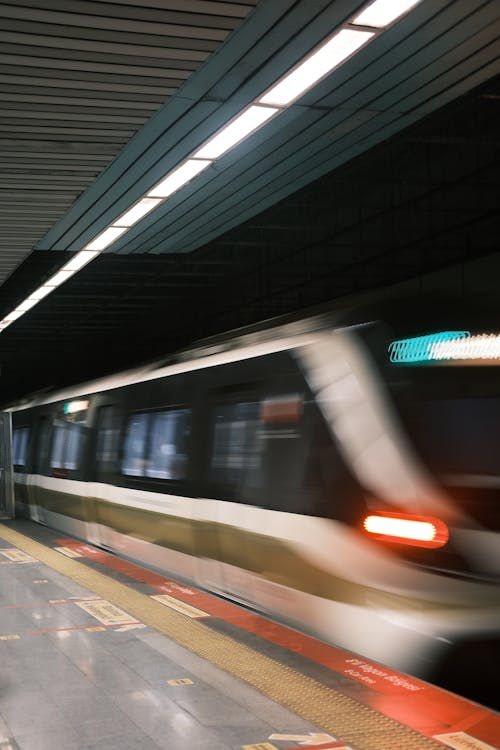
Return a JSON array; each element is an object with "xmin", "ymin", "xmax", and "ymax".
[{"xmin": 8, "ymin": 304, "xmax": 500, "ymax": 706}]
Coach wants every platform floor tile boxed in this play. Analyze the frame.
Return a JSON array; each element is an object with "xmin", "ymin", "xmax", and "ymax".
[
  {"xmin": 0, "ymin": 522, "xmax": 322, "ymax": 750},
  {"xmin": 3, "ymin": 520, "xmax": 500, "ymax": 750}
]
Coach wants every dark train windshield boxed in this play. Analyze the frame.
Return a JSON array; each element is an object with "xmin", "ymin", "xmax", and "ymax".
[
  {"xmin": 357, "ymin": 320, "xmax": 500, "ymax": 479},
  {"xmin": 404, "ymin": 395, "xmax": 500, "ymax": 476}
]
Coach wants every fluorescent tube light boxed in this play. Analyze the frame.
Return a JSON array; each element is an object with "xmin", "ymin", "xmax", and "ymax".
[
  {"xmin": 0, "ymin": 0, "xmax": 418, "ymax": 341},
  {"xmin": 193, "ymin": 106, "xmax": 278, "ymax": 160},
  {"xmin": 15, "ymin": 298, "xmax": 39, "ymax": 313},
  {"xmin": 85, "ymin": 225, "xmax": 128, "ymax": 251},
  {"xmin": 28, "ymin": 286, "xmax": 53, "ymax": 301},
  {"xmin": 62, "ymin": 250, "xmax": 99, "ymax": 273},
  {"xmin": 3, "ymin": 310, "xmax": 24, "ymax": 322},
  {"xmin": 46, "ymin": 270, "xmax": 73, "ymax": 287},
  {"xmin": 148, "ymin": 159, "xmax": 212, "ymax": 199},
  {"xmin": 259, "ymin": 29, "xmax": 374, "ymax": 107},
  {"xmin": 113, "ymin": 197, "xmax": 162, "ymax": 228},
  {"xmin": 352, "ymin": 0, "xmax": 421, "ymax": 28}
]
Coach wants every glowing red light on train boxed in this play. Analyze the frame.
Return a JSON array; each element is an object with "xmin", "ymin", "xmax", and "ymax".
[{"xmin": 363, "ymin": 511, "xmax": 449, "ymax": 548}]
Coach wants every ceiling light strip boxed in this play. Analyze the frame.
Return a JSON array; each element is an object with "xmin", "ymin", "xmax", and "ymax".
[
  {"xmin": 45, "ymin": 270, "xmax": 73, "ymax": 288},
  {"xmin": 85, "ymin": 226, "xmax": 128, "ymax": 252},
  {"xmin": 259, "ymin": 29, "xmax": 374, "ymax": 107},
  {"xmin": 15, "ymin": 298, "xmax": 39, "ymax": 313},
  {"xmin": 147, "ymin": 159, "xmax": 212, "ymax": 200},
  {"xmin": 193, "ymin": 106, "xmax": 279, "ymax": 159},
  {"xmin": 62, "ymin": 250, "xmax": 100, "ymax": 273},
  {"xmin": 352, "ymin": 0, "xmax": 422, "ymax": 29},
  {"xmin": 113, "ymin": 197, "xmax": 162, "ymax": 228},
  {"xmin": 27, "ymin": 286, "xmax": 53, "ymax": 302},
  {"xmin": 0, "ymin": 0, "xmax": 422, "ymax": 333}
]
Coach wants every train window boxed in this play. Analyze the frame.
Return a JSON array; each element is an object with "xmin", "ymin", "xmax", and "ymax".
[
  {"xmin": 122, "ymin": 409, "xmax": 191, "ymax": 480},
  {"xmin": 65, "ymin": 424, "xmax": 82, "ymax": 470},
  {"xmin": 51, "ymin": 425, "xmax": 66, "ymax": 468},
  {"xmin": 209, "ymin": 394, "xmax": 333, "ymax": 515},
  {"xmin": 12, "ymin": 427, "xmax": 29, "ymax": 467},
  {"xmin": 96, "ymin": 405, "xmax": 121, "ymax": 475},
  {"xmin": 210, "ymin": 401, "xmax": 262, "ymax": 486},
  {"xmin": 405, "ymin": 397, "xmax": 500, "ymax": 476},
  {"xmin": 34, "ymin": 417, "xmax": 50, "ymax": 474},
  {"xmin": 258, "ymin": 394, "xmax": 314, "ymax": 513},
  {"xmin": 50, "ymin": 422, "xmax": 84, "ymax": 471},
  {"xmin": 146, "ymin": 409, "xmax": 190, "ymax": 480},
  {"xmin": 122, "ymin": 413, "xmax": 149, "ymax": 476}
]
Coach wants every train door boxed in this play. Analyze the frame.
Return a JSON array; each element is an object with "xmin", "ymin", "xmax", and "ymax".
[
  {"xmin": 194, "ymin": 384, "xmax": 261, "ymax": 602},
  {"xmin": 196, "ymin": 360, "xmax": 331, "ymax": 617},
  {"xmin": 11, "ymin": 421, "xmax": 30, "ymax": 517},
  {"xmin": 195, "ymin": 366, "xmax": 310, "ymax": 605},
  {"xmin": 0, "ymin": 412, "xmax": 14, "ymax": 518},
  {"xmin": 91, "ymin": 403, "xmax": 123, "ymax": 547},
  {"xmin": 28, "ymin": 416, "xmax": 51, "ymax": 522},
  {"xmin": 46, "ymin": 401, "xmax": 95, "ymax": 539},
  {"xmin": 208, "ymin": 397, "xmax": 262, "ymax": 603}
]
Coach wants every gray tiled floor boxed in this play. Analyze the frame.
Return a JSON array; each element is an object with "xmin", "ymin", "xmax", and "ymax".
[{"xmin": 0, "ymin": 542, "xmax": 321, "ymax": 750}]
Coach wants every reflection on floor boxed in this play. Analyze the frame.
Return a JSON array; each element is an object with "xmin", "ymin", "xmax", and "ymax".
[{"xmin": 0, "ymin": 519, "xmax": 499, "ymax": 750}]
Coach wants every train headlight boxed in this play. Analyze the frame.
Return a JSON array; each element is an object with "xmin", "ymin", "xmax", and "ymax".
[{"xmin": 363, "ymin": 511, "xmax": 449, "ymax": 548}]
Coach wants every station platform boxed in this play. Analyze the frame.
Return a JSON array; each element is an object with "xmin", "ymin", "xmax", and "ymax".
[{"xmin": 0, "ymin": 520, "xmax": 499, "ymax": 750}]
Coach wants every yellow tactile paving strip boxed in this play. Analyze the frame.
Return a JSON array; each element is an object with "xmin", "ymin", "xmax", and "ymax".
[{"xmin": 0, "ymin": 523, "xmax": 444, "ymax": 750}]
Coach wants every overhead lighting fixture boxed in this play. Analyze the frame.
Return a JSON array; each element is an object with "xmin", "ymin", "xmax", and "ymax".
[
  {"xmin": 113, "ymin": 197, "xmax": 162, "ymax": 228},
  {"xmin": 193, "ymin": 106, "xmax": 279, "ymax": 159},
  {"xmin": 15, "ymin": 299, "xmax": 39, "ymax": 313},
  {"xmin": 61, "ymin": 250, "xmax": 100, "ymax": 273},
  {"xmin": 0, "ymin": 0, "xmax": 424, "ymax": 335},
  {"xmin": 45, "ymin": 270, "xmax": 74, "ymax": 288},
  {"xmin": 3, "ymin": 310, "xmax": 24, "ymax": 322},
  {"xmin": 148, "ymin": 159, "xmax": 212, "ymax": 199},
  {"xmin": 85, "ymin": 226, "xmax": 128, "ymax": 251},
  {"xmin": 352, "ymin": 0, "xmax": 422, "ymax": 28},
  {"xmin": 259, "ymin": 29, "xmax": 374, "ymax": 107},
  {"xmin": 27, "ymin": 286, "xmax": 53, "ymax": 301}
]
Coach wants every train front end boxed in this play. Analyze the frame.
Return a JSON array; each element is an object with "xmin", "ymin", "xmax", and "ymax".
[{"xmin": 297, "ymin": 313, "xmax": 500, "ymax": 706}]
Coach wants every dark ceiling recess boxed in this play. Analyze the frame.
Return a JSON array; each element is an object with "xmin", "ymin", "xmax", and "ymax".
[{"xmin": 1, "ymin": 71, "xmax": 500, "ymax": 405}]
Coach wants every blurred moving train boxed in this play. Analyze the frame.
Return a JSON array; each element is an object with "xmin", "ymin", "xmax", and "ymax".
[{"xmin": 8, "ymin": 305, "xmax": 500, "ymax": 706}]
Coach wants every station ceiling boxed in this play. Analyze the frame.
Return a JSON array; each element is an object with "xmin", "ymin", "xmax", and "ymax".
[{"xmin": 0, "ymin": 0, "xmax": 499, "ymax": 405}]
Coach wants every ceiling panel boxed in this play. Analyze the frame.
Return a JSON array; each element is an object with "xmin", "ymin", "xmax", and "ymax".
[
  {"xmin": 0, "ymin": 0, "xmax": 258, "ymax": 284},
  {"xmin": 27, "ymin": 0, "xmax": 499, "ymax": 268}
]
